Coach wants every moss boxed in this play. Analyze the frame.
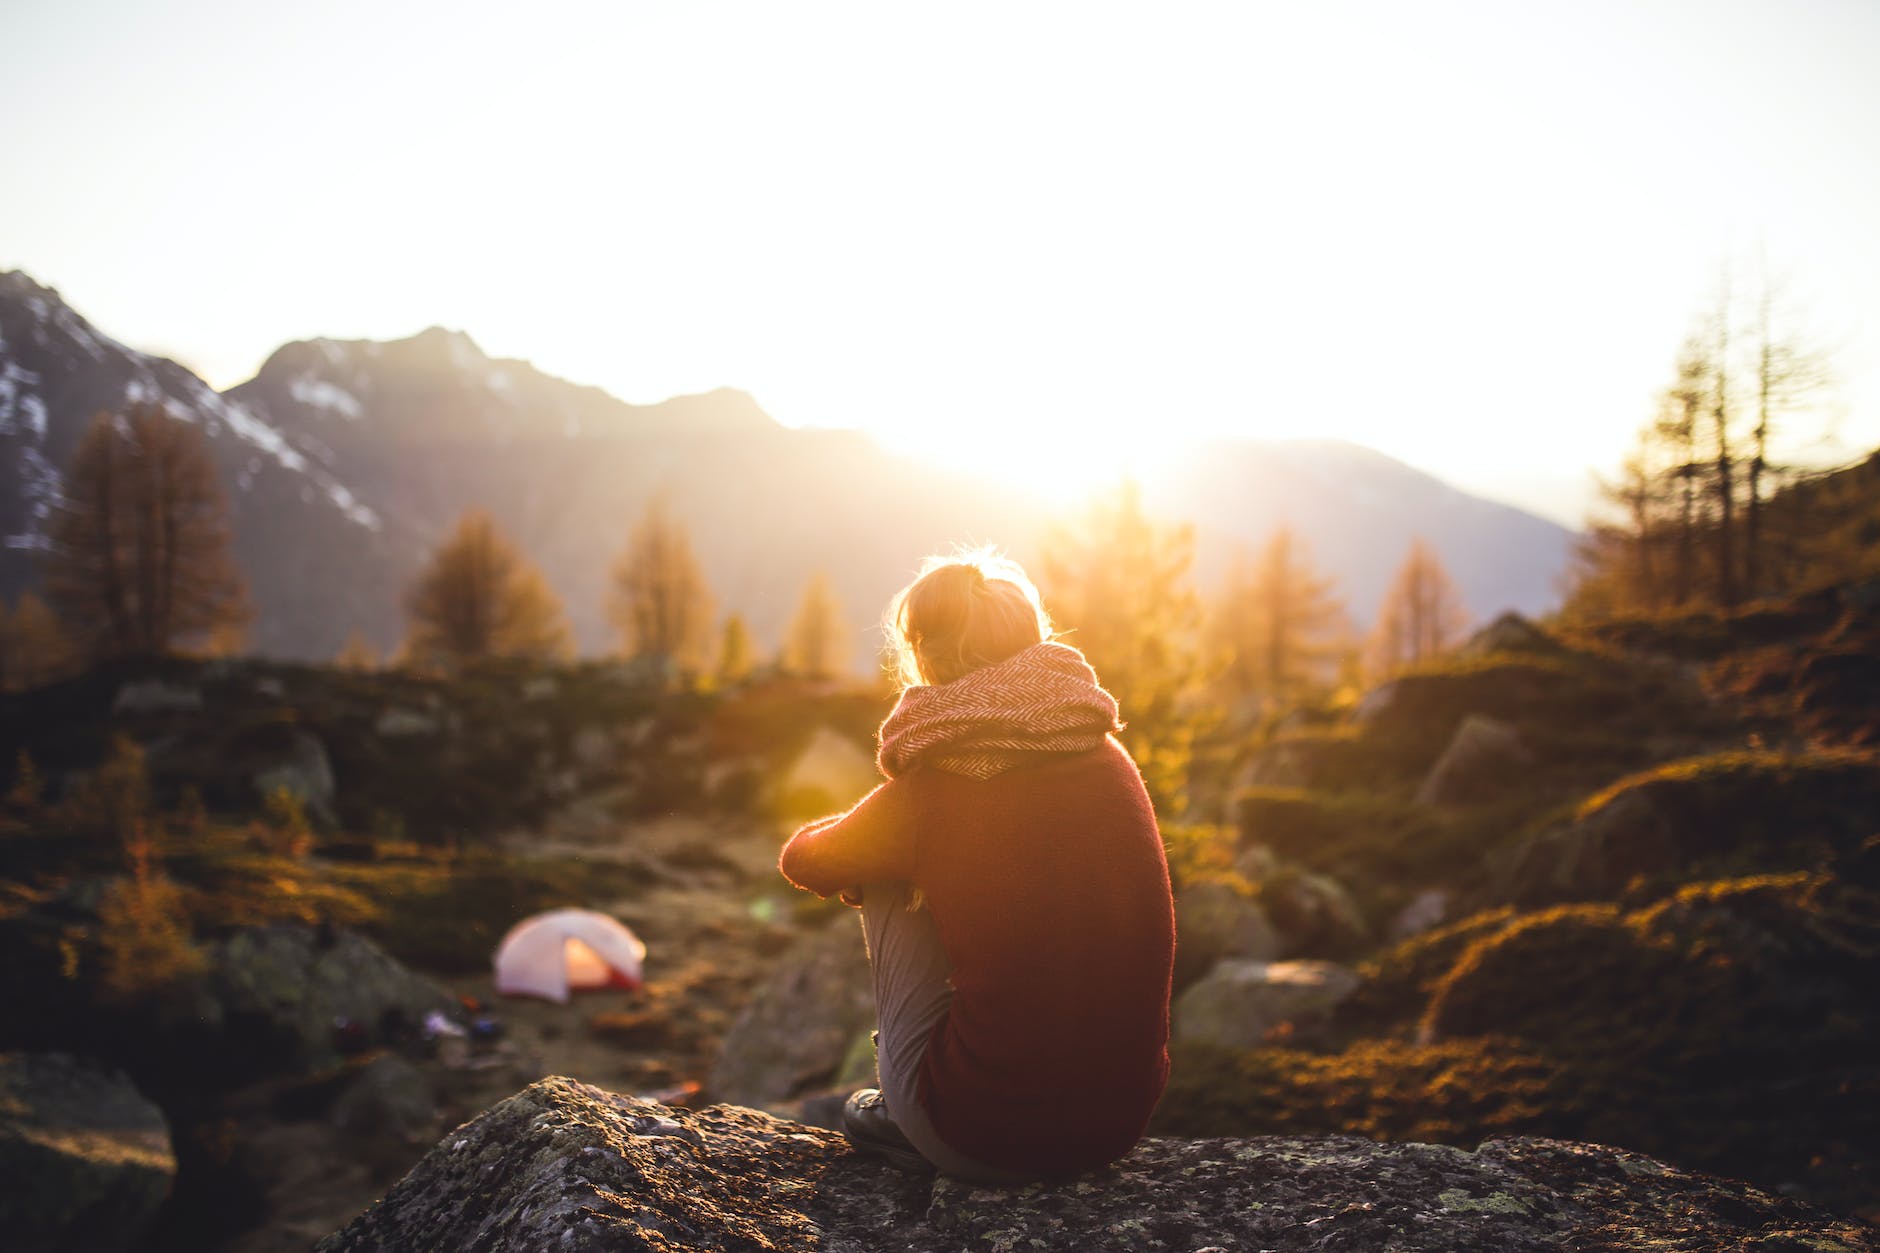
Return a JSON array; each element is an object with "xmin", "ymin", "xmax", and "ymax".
[
  {"xmin": 1332, "ymin": 907, "xmax": 1522, "ymax": 1038},
  {"xmin": 1150, "ymin": 1038, "xmax": 1573, "ymax": 1144}
]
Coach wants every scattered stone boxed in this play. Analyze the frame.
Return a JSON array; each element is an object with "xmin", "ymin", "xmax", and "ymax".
[
  {"xmin": 1414, "ymin": 715, "xmax": 1531, "ymax": 807},
  {"xmin": 1389, "ymin": 888, "xmax": 1451, "ymax": 941},
  {"xmin": 779, "ymin": 727, "xmax": 880, "ymax": 813},
  {"xmin": 183, "ymin": 926, "xmax": 461, "ymax": 1072},
  {"xmin": 1173, "ymin": 881, "xmax": 1279, "ymax": 990},
  {"xmin": 709, "ymin": 916, "xmax": 875, "ymax": 1109},
  {"xmin": 1460, "ymin": 612, "xmax": 1566, "ymax": 658},
  {"xmin": 374, "ymin": 707, "xmax": 439, "ymax": 738},
  {"xmin": 0, "ymin": 1052, "xmax": 176, "ymax": 1253},
  {"xmin": 571, "ymin": 725, "xmax": 615, "ymax": 771},
  {"xmin": 1240, "ymin": 859, "xmax": 1370, "ymax": 958},
  {"xmin": 1173, "ymin": 958, "xmax": 1361, "ymax": 1049},
  {"xmin": 316, "ymin": 1078, "xmax": 1880, "ymax": 1252},
  {"xmin": 329, "ymin": 1055, "xmax": 438, "ymax": 1144},
  {"xmin": 250, "ymin": 729, "xmax": 337, "ymax": 820},
  {"xmin": 111, "ymin": 679, "xmax": 202, "ymax": 715}
]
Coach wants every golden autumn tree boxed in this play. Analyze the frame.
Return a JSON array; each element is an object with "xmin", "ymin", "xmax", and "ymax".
[
  {"xmin": 1, "ymin": 591, "xmax": 73, "ymax": 691},
  {"xmin": 716, "ymin": 612, "xmax": 756, "ymax": 685},
  {"xmin": 1041, "ymin": 480, "xmax": 1204, "ymax": 809},
  {"xmin": 42, "ymin": 404, "xmax": 250, "ymax": 661},
  {"xmin": 608, "ymin": 497, "xmax": 715, "ymax": 676},
  {"xmin": 403, "ymin": 509, "xmax": 572, "ymax": 671},
  {"xmin": 1210, "ymin": 527, "xmax": 1347, "ymax": 714},
  {"xmin": 1368, "ymin": 539, "xmax": 1469, "ymax": 677},
  {"xmin": 782, "ymin": 572, "xmax": 848, "ymax": 679}
]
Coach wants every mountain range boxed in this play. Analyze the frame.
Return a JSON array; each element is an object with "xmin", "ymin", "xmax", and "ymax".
[{"xmin": 0, "ymin": 269, "xmax": 1576, "ymax": 663}]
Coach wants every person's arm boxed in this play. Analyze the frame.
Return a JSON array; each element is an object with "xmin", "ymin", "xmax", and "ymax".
[{"xmin": 778, "ymin": 779, "xmax": 917, "ymax": 899}]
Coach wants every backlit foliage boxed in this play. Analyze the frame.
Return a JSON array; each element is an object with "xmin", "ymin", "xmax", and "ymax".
[
  {"xmin": 609, "ymin": 497, "xmax": 715, "ymax": 676},
  {"xmin": 782, "ymin": 572, "xmax": 847, "ymax": 679},
  {"xmin": 1042, "ymin": 480, "xmax": 1204, "ymax": 810},
  {"xmin": 403, "ymin": 509, "xmax": 573, "ymax": 671},
  {"xmin": 42, "ymin": 404, "xmax": 250, "ymax": 660}
]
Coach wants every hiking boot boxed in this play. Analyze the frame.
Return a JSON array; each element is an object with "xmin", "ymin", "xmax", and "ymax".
[{"xmin": 841, "ymin": 1088, "xmax": 934, "ymax": 1174}]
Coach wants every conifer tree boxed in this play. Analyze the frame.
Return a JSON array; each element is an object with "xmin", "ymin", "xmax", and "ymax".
[
  {"xmin": 1368, "ymin": 539, "xmax": 1469, "ymax": 677},
  {"xmin": 1041, "ymin": 480, "xmax": 1203, "ymax": 808},
  {"xmin": 608, "ymin": 497, "xmax": 714, "ymax": 674},
  {"xmin": 334, "ymin": 630, "xmax": 381, "ymax": 671},
  {"xmin": 782, "ymin": 573, "xmax": 847, "ymax": 679},
  {"xmin": 42, "ymin": 404, "xmax": 249, "ymax": 660},
  {"xmin": 1210, "ymin": 527, "xmax": 1346, "ymax": 714},
  {"xmin": 0, "ymin": 591, "xmax": 70, "ymax": 691},
  {"xmin": 403, "ymin": 509, "xmax": 572, "ymax": 670},
  {"xmin": 716, "ymin": 612, "xmax": 755, "ymax": 685}
]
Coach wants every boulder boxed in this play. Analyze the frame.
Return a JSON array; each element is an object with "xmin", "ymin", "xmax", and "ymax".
[
  {"xmin": 1172, "ymin": 881, "xmax": 1279, "ymax": 989},
  {"xmin": 184, "ymin": 926, "xmax": 461, "ymax": 1072},
  {"xmin": 1173, "ymin": 958, "xmax": 1361, "ymax": 1049},
  {"xmin": 777, "ymin": 726, "xmax": 878, "ymax": 814},
  {"xmin": 709, "ymin": 915, "xmax": 875, "ymax": 1108},
  {"xmin": 1460, "ymin": 612, "xmax": 1565, "ymax": 658},
  {"xmin": 0, "ymin": 1052, "xmax": 176, "ymax": 1253},
  {"xmin": 316, "ymin": 1077, "xmax": 1880, "ymax": 1252},
  {"xmin": 111, "ymin": 679, "xmax": 202, "ymax": 715},
  {"xmin": 330, "ymin": 1055, "xmax": 439, "ymax": 1144},
  {"xmin": 1237, "ymin": 856, "xmax": 1370, "ymax": 958},
  {"xmin": 1389, "ymin": 887, "xmax": 1451, "ymax": 941},
  {"xmin": 374, "ymin": 707, "xmax": 439, "ymax": 738},
  {"xmin": 250, "ymin": 729, "xmax": 337, "ymax": 821},
  {"xmin": 1414, "ymin": 715, "xmax": 1531, "ymax": 807}
]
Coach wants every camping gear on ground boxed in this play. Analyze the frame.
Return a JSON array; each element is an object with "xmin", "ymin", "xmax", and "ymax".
[{"xmin": 493, "ymin": 908, "xmax": 647, "ymax": 1004}]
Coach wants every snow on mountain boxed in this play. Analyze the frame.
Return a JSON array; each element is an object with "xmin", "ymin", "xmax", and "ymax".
[{"xmin": 1, "ymin": 268, "xmax": 1577, "ymax": 662}]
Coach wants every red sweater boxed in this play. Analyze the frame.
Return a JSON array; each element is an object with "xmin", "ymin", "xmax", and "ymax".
[{"xmin": 778, "ymin": 737, "xmax": 1174, "ymax": 1177}]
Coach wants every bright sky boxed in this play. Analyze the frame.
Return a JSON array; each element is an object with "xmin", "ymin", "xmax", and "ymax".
[{"xmin": 4, "ymin": 0, "xmax": 1877, "ymax": 524}]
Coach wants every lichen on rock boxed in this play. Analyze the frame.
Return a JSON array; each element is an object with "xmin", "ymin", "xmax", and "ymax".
[{"xmin": 317, "ymin": 1076, "xmax": 1880, "ymax": 1252}]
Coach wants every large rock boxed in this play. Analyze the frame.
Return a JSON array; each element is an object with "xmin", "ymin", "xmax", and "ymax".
[
  {"xmin": 317, "ymin": 1077, "xmax": 1880, "ymax": 1252},
  {"xmin": 250, "ymin": 729, "xmax": 337, "ymax": 820},
  {"xmin": 1172, "ymin": 881, "xmax": 1279, "ymax": 990},
  {"xmin": 1174, "ymin": 958, "xmax": 1360, "ymax": 1049},
  {"xmin": 709, "ymin": 915, "xmax": 875, "ymax": 1108},
  {"xmin": 184, "ymin": 925, "xmax": 461, "ymax": 1071},
  {"xmin": 0, "ymin": 1052, "xmax": 176, "ymax": 1253},
  {"xmin": 1237, "ymin": 854, "xmax": 1371, "ymax": 958},
  {"xmin": 1414, "ymin": 715, "xmax": 1531, "ymax": 807}
]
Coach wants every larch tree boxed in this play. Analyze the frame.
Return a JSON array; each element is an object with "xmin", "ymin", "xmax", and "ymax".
[
  {"xmin": 403, "ymin": 509, "xmax": 573, "ymax": 671},
  {"xmin": 42, "ymin": 404, "xmax": 250, "ymax": 661},
  {"xmin": 1368, "ymin": 539, "xmax": 1469, "ymax": 677},
  {"xmin": 334, "ymin": 630, "xmax": 381, "ymax": 672},
  {"xmin": 1210, "ymin": 527, "xmax": 1347, "ymax": 714},
  {"xmin": 782, "ymin": 572, "xmax": 847, "ymax": 679},
  {"xmin": 608, "ymin": 497, "xmax": 714, "ymax": 675},
  {"xmin": 1041, "ymin": 480, "xmax": 1203, "ymax": 809},
  {"xmin": 0, "ymin": 592, "xmax": 71, "ymax": 691},
  {"xmin": 1564, "ymin": 261, "xmax": 1836, "ymax": 618},
  {"xmin": 716, "ymin": 612, "xmax": 755, "ymax": 685}
]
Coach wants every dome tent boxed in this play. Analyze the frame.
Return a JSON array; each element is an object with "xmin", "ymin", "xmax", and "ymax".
[{"xmin": 493, "ymin": 909, "xmax": 646, "ymax": 1003}]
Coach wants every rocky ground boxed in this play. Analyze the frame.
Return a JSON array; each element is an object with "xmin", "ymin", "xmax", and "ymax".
[
  {"xmin": 317, "ymin": 1076, "xmax": 1880, "ymax": 1252},
  {"xmin": 215, "ymin": 808, "xmax": 803, "ymax": 1253}
]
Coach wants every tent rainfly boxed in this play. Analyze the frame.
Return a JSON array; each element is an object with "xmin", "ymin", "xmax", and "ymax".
[{"xmin": 493, "ymin": 908, "xmax": 646, "ymax": 1003}]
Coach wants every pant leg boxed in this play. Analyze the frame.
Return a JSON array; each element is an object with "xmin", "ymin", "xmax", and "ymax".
[{"xmin": 857, "ymin": 882, "xmax": 1028, "ymax": 1183}]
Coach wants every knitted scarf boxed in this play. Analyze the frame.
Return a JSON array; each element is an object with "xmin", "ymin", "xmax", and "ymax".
[{"xmin": 876, "ymin": 641, "xmax": 1123, "ymax": 781}]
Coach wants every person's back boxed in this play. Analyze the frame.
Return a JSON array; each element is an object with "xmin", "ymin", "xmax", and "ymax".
[
  {"xmin": 907, "ymin": 739, "xmax": 1172, "ymax": 1175},
  {"xmin": 778, "ymin": 547, "xmax": 1175, "ymax": 1181}
]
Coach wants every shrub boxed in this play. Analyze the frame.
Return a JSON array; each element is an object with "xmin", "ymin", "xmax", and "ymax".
[{"xmin": 1151, "ymin": 1038, "xmax": 1572, "ymax": 1145}]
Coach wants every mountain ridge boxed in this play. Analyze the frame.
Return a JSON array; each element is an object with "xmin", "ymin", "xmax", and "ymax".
[{"xmin": 1, "ymin": 268, "xmax": 1575, "ymax": 660}]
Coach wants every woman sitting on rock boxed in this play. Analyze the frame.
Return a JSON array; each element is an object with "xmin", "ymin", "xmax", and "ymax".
[{"xmin": 778, "ymin": 548, "xmax": 1176, "ymax": 1181}]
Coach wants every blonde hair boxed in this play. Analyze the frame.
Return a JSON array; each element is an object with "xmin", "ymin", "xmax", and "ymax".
[{"xmin": 885, "ymin": 547, "xmax": 1054, "ymax": 689}]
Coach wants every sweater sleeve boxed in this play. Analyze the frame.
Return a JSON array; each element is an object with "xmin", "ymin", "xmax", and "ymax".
[{"xmin": 778, "ymin": 778, "xmax": 917, "ymax": 899}]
